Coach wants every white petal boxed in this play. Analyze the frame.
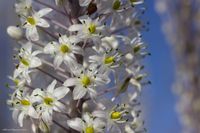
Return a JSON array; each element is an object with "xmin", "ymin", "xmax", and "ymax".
[
  {"xmin": 42, "ymin": 110, "xmax": 53, "ymax": 124},
  {"xmin": 67, "ymin": 118, "xmax": 84, "ymax": 132},
  {"xmin": 83, "ymin": 113, "xmax": 91, "ymax": 124},
  {"xmin": 37, "ymin": 18, "xmax": 50, "ymax": 27},
  {"xmin": 64, "ymin": 78, "xmax": 79, "ymax": 87},
  {"xmin": 53, "ymin": 101, "xmax": 66, "ymax": 112},
  {"xmin": 47, "ymin": 80, "xmax": 57, "ymax": 93},
  {"xmin": 54, "ymin": 55, "xmax": 63, "ymax": 69},
  {"xmin": 68, "ymin": 24, "xmax": 83, "ymax": 31},
  {"xmin": 79, "ymin": 0, "xmax": 92, "ymax": 6},
  {"xmin": 72, "ymin": 46, "xmax": 84, "ymax": 55},
  {"xmin": 28, "ymin": 106, "xmax": 38, "ymax": 118},
  {"xmin": 53, "ymin": 86, "xmax": 70, "ymax": 99},
  {"xmin": 92, "ymin": 111, "xmax": 106, "ymax": 118},
  {"xmin": 130, "ymin": 79, "xmax": 142, "ymax": 91},
  {"xmin": 18, "ymin": 112, "xmax": 25, "ymax": 127},
  {"xmin": 26, "ymin": 27, "xmax": 39, "ymax": 41},
  {"xmin": 36, "ymin": 8, "xmax": 52, "ymax": 17},
  {"xmin": 12, "ymin": 110, "xmax": 19, "ymax": 124},
  {"xmin": 30, "ymin": 57, "xmax": 42, "ymax": 68},
  {"xmin": 44, "ymin": 42, "xmax": 58, "ymax": 54},
  {"xmin": 73, "ymin": 86, "xmax": 87, "ymax": 100}
]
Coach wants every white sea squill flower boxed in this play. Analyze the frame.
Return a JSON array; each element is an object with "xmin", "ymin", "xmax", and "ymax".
[
  {"xmin": 14, "ymin": 42, "xmax": 42, "ymax": 83},
  {"xmin": 69, "ymin": 16, "xmax": 105, "ymax": 44},
  {"xmin": 67, "ymin": 112, "xmax": 105, "ymax": 133},
  {"xmin": 7, "ymin": 89, "xmax": 39, "ymax": 127},
  {"xmin": 89, "ymin": 38, "xmax": 122, "ymax": 72},
  {"xmin": 23, "ymin": 8, "xmax": 52, "ymax": 41},
  {"xmin": 97, "ymin": 0, "xmax": 124, "ymax": 14},
  {"xmin": 32, "ymin": 80, "xmax": 70, "ymax": 123},
  {"xmin": 64, "ymin": 64, "xmax": 110, "ymax": 100},
  {"xmin": 15, "ymin": 0, "xmax": 32, "ymax": 16},
  {"xmin": 8, "ymin": 75, "xmax": 26, "ymax": 89},
  {"xmin": 44, "ymin": 35, "xmax": 83, "ymax": 69},
  {"xmin": 93, "ymin": 104, "xmax": 130, "ymax": 132}
]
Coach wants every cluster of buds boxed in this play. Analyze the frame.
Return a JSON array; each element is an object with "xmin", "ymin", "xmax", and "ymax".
[{"xmin": 6, "ymin": 0, "xmax": 149, "ymax": 132}]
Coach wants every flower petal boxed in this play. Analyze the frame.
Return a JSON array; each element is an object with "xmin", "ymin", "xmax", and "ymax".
[
  {"xmin": 18, "ymin": 112, "xmax": 25, "ymax": 127},
  {"xmin": 37, "ymin": 18, "xmax": 50, "ymax": 27},
  {"xmin": 47, "ymin": 80, "xmax": 57, "ymax": 93},
  {"xmin": 73, "ymin": 86, "xmax": 87, "ymax": 100},
  {"xmin": 36, "ymin": 8, "xmax": 52, "ymax": 17},
  {"xmin": 67, "ymin": 118, "xmax": 84, "ymax": 132},
  {"xmin": 30, "ymin": 57, "xmax": 42, "ymax": 68},
  {"xmin": 53, "ymin": 55, "xmax": 63, "ymax": 69},
  {"xmin": 64, "ymin": 78, "xmax": 79, "ymax": 87},
  {"xmin": 53, "ymin": 86, "xmax": 70, "ymax": 99},
  {"xmin": 68, "ymin": 24, "xmax": 83, "ymax": 31},
  {"xmin": 26, "ymin": 27, "xmax": 39, "ymax": 41}
]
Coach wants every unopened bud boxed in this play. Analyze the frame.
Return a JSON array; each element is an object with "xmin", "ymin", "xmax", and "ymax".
[{"xmin": 7, "ymin": 26, "xmax": 23, "ymax": 40}]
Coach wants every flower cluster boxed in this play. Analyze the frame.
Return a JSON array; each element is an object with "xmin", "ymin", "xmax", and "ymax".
[{"xmin": 7, "ymin": 0, "xmax": 149, "ymax": 132}]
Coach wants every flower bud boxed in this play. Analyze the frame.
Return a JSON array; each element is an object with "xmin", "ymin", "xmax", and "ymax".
[{"xmin": 7, "ymin": 26, "xmax": 23, "ymax": 40}]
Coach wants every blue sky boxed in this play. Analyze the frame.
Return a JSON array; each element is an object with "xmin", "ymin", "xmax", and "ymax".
[
  {"xmin": 141, "ymin": 0, "xmax": 182, "ymax": 133},
  {"xmin": 0, "ymin": 1, "xmax": 182, "ymax": 132}
]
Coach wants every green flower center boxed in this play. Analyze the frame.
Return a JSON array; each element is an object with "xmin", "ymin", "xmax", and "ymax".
[
  {"xmin": 60, "ymin": 44, "xmax": 70, "ymax": 54},
  {"xmin": 113, "ymin": 0, "xmax": 121, "ymax": 10},
  {"xmin": 21, "ymin": 99, "xmax": 31, "ymax": 106},
  {"xmin": 81, "ymin": 75, "xmax": 91, "ymax": 88},
  {"xmin": 110, "ymin": 111, "xmax": 121, "ymax": 119},
  {"xmin": 104, "ymin": 56, "xmax": 115, "ymax": 64},
  {"xmin": 20, "ymin": 58, "xmax": 29, "ymax": 67},
  {"xmin": 44, "ymin": 97, "xmax": 54, "ymax": 106},
  {"xmin": 88, "ymin": 23, "xmax": 96, "ymax": 34},
  {"xmin": 14, "ymin": 79, "xmax": 20, "ymax": 86},
  {"xmin": 85, "ymin": 126, "xmax": 94, "ymax": 133},
  {"xmin": 27, "ymin": 16, "xmax": 36, "ymax": 25}
]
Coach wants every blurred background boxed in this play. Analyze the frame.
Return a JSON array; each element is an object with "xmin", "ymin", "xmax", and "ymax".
[{"xmin": 1, "ymin": 0, "xmax": 199, "ymax": 133}]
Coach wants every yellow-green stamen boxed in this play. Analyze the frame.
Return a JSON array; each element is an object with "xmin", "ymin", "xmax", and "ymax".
[
  {"xmin": 111, "ymin": 111, "xmax": 121, "ymax": 119},
  {"xmin": 113, "ymin": 0, "xmax": 121, "ymax": 10},
  {"xmin": 60, "ymin": 44, "xmax": 70, "ymax": 54},
  {"xmin": 85, "ymin": 126, "xmax": 94, "ymax": 133},
  {"xmin": 104, "ymin": 56, "xmax": 115, "ymax": 64},
  {"xmin": 81, "ymin": 75, "xmax": 91, "ymax": 88},
  {"xmin": 14, "ymin": 79, "xmax": 20, "ymax": 86},
  {"xmin": 88, "ymin": 23, "xmax": 96, "ymax": 34},
  {"xmin": 21, "ymin": 99, "xmax": 31, "ymax": 106},
  {"xmin": 44, "ymin": 97, "xmax": 54, "ymax": 106},
  {"xmin": 27, "ymin": 16, "xmax": 36, "ymax": 25},
  {"xmin": 20, "ymin": 58, "xmax": 29, "ymax": 66}
]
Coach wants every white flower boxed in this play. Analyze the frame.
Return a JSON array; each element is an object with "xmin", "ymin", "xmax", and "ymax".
[
  {"xmin": 14, "ymin": 42, "xmax": 42, "ymax": 83},
  {"xmin": 15, "ymin": 0, "xmax": 32, "ymax": 16},
  {"xmin": 89, "ymin": 39, "xmax": 122, "ymax": 72},
  {"xmin": 64, "ymin": 64, "xmax": 110, "ymax": 100},
  {"xmin": 93, "ymin": 104, "xmax": 130, "ymax": 132},
  {"xmin": 69, "ymin": 16, "xmax": 105, "ymax": 44},
  {"xmin": 44, "ymin": 35, "xmax": 83, "ymax": 69},
  {"xmin": 7, "ymin": 89, "xmax": 39, "ymax": 127},
  {"xmin": 7, "ymin": 26, "xmax": 23, "ymax": 40},
  {"xmin": 97, "ymin": 0, "xmax": 124, "ymax": 14},
  {"xmin": 8, "ymin": 75, "xmax": 26, "ymax": 89},
  {"xmin": 23, "ymin": 8, "xmax": 52, "ymax": 41},
  {"xmin": 32, "ymin": 80, "xmax": 70, "ymax": 123},
  {"xmin": 67, "ymin": 112, "xmax": 105, "ymax": 133}
]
